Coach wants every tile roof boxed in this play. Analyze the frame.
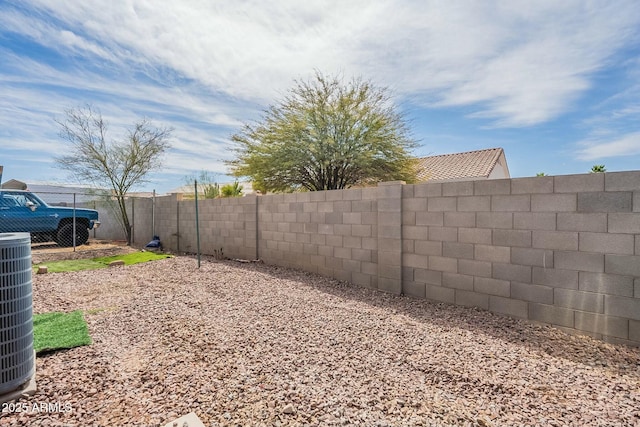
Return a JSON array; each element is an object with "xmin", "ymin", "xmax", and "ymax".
[{"xmin": 415, "ymin": 148, "xmax": 505, "ymax": 181}]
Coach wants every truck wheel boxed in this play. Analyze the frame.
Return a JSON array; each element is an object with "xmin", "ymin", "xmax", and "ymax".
[{"xmin": 56, "ymin": 223, "xmax": 89, "ymax": 247}]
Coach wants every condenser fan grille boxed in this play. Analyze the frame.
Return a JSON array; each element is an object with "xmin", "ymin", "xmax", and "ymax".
[{"xmin": 0, "ymin": 233, "xmax": 34, "ymax": 395}]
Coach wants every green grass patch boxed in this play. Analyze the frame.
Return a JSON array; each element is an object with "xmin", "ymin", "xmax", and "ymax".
[
  {"xmin": 34, "ymin": 251, "xmax": 172, "ymax": 273},
  {"xmin": 33, "ymin": 310, "xmax": 92, "ymax": 354},
  {"xmin": 93, "ymin": 251, "xmax": 170, "ymax": 265}
]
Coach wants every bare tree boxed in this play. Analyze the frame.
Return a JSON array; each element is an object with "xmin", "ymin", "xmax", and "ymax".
[{"xmin": 56, "ymin": 106, "xmax": 172, "ymax": 244}]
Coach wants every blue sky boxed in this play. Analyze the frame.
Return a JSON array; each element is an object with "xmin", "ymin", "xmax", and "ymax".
[{"xmin": 1, "ymin": 1, "xmax": 639, "ymax": 194}]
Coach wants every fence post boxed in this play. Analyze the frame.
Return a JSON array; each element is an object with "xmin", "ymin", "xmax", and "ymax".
[
  {"xmin": 377, "ymin": 181, "xmax": 405, "ymax": 294},
  {"xmin": 195, "ymin": 180, "xmax": 201, "ymax": 268}
]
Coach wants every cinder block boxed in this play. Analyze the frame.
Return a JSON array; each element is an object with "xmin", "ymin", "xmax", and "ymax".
[
  {"xmin": 511, "ymin": 282, "xmax": 554, "ymax": 304},
  {"xmin": 459, "ymin": 227, "xmax": 492, "ymax": 244},
  {"xmin": 343, "ymin": 212, "xmax": 362, "ymax": 225},
  {"xmin": 352, "ymin": 272, "xmax": 372, "ymax": 287},
  {"xmin": 474, "ymin": 244, "xmax": 511, "ymax": 263},
  {"xmin": 489, "ymin": 296, "xmax": 528, "ymax": 318},
  {"xmin": 477, "ymin": 212, "xmax": 513, "ymax": 229},
  {"xmin": 529, "ymin": 303, "xmax": 574, "ymax": 327},
  {"xmin": 493, "ymin": 263, "xmax": 531, "ymax": 283},
  {"xmin": 513, "ymin": 212, "xmax": 556, "ymax": 231},
  {"xmin": 578, "ymin": 192, "xmax": 632, "ymax": 213},
  {"xmin": 555, "ymin": 251, "xmax": 604, "ymax": 273},
  {"xmin": 352, "ymin": 248, "xmax": 372, "ymax": 262},
  {"xmin": 443, "ymin": 242, "xmax": 474, "ymax": 259},
  {"xmin": 378, "ymin": 198, "xmax": 401, "ymax": 212},
  {"xmin": 637, "ymin": 279, "xmax": 640, "ymax": 298},
  {"xmin": 325, "ymin": 212, "xmax": 343, "ymax": 225},
  {"xmin": 318, "ymin": 224, "xmax": 334, "ymax": 235},
  {"xmin": 635, "ymin": 192, "xmax": 640, "ymax": 213},
  {"xmin": 474, "ymin": 277, "xmax": 510, "ymax": 297},
  {"xmin": 531, "ymin": 194, "xmax": 576, "ymax": 212},
  {"xmin": 574, "ymin": 312, "xmax": 628, "ymax": 339},
  {"xmin": 554, "ymin": 288, "xmax": 604, "ymax": 313},
  {"xmin": 378, "ymin": 277, "xmax": 401, "ymax": 294},
  {"xmin": 403, "ymin": 226, "xmax": 428, "ymax": 240},
  {"xmin": 428, "ymin": 227, "xmax": 458, "ymax": 242},
  {"xmin": 457, "ymin": 196, "xmax": 491, "ymax": 212},
  {"xmin": 557, "ymin": 213, "xmax": 607, "ymax": 232},
  {"xmin": 415, "ymin": 268, "xmax": 442, "ymax": 285},
  {"xmin": 532, "ymin": 267, "xmax": 579, "ymax": 289},
  {"xmin": 429, "ymin": 256, "xmax": 458, "ymax": 272},
  {"xmin": 403, "ymin": 198, "xmax": 427, "ymax": 212},
  {"xmin": 403, "ymin": 253, "xmax": 428, "ymax": 269},
  {"xmin": 416, "ymin": 212, "xmax": 444, "ymax": 226},
  {"xmin": 604, "ymin": 295, "xmax": 640, "ymax": 321},
  {"xmin": 579, "ymin": 232, "xmax": 635, "ymax": 255},
  {"xmin": 493, "ymin": 229, "xmax": 531, "ymax": 248},
  {"xmin": 379, "ymin": 264, "xmax": 402, "ymax": 280},
  {"xmin": 402, "ymin": 211, "xmax": 416, "ymax": 226},
  {"xmin": 443, "ymin": 181, "xmax": 474, "ymax": 196},
  {"xmin": 342, "ymin": 258, "xmax": 362, "ymax": 273},
  {"xmin": 511, "ymin": 176, "xmax": 554, "ymax": 194},
  {"xmin": 442, "ymin": 273, "xmax": 474, "ymax": 290},
  {"xmin": 474, "ymin": 179, "xmax": 511, "ymax": 195},
  {"xmin": 637, "ymin": 235, "xmax": 640, "ymax": 255},
  {"xmin": 425, "ymin": 284, "xmax": 455, "ymax": 304},
  {"xmin": 604, "ymin": 171, "xmax": 640, "ymax": 191},
  {"xmin": 608, "ymin": 213, "xmax": 640, "ymax": 233},
  {"xmin": 491, "ymin": 195, "xmax": 530, "ymax": 212},
  {"xmin": 411, "ymin": 182, "xmax": 440, "ymax": 197},
  {"xmin": 402, "ymin": 185, "xmax": 414, "ymax": 198},
  {"xmin": 415, "ymin": 240, "xmax": 442, "ymax": 256},
  {"xmin": 458, "ymin": 259, "xmax": 493, "ymax": 278},
  {"xmin": 631, "ymin": 320, "xmax": 640, "ymax": 343},
  {"xmin": 352, "ymin": 225, "xmax": 372, "ymax": 237},
  {"xmin": 532, "ymin": 230, "xmax": 578, "ymax": 251},
  {"xmin": 343, "ymin": 236, "xmax": 362, "ymax": 248},
  {"xmin": 605, "ymin": 254, "xmax": 640, "ymax": 276},
  {"xmin": 325, "ymin": 234, "xmax": 342, "ymax": 247},
  {"xmin": 455, "ymin": 290, "xmax": 489, "ymax": 309},
  {"xmin": 334, "ymin": 247, "xmax": 352, "ymax": 260},
  {"xmin": 352, "ymin": 200, "xmax": 373, "ymax": 212},
  {"xmin": 403, "ymin": 281, "xmax": 425, "ymax": 298},
  {"xmin": 444, "ymin": 212, "xmax": 476, "ymax": 227},
  {"xmin": 511, "ymin": 247, "xmax": 554, "ymax": 267},
  {"xmin": 555, "ymin": 173, "xmax": 604, "ymax": 193},
  {"xmin": 579, "ymin": 272, "xmax": 634, "ymax": 297},
  {"xmin": 343, "ymin": 188, "xmax": 363, "ymax": 201},
  {"xmin": 427, "ymin": 197, "xmax": 457, "ymax": 212}
]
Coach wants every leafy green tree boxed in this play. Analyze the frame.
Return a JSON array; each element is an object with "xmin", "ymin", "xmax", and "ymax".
[
  {"xmin": 536, "ymin": 172, "xmax": 547, "ymax": 176},
  {"xmin": 220, "ymin": 181, "xmax": 243, "ymax": 197},
  {"xmin": 228, "ymin": 72, "xmax": 418, "ymax": 192},
  {"xmin": 56, "ymin": 106, "xmax": 172, "ymax": 245},
  {"xmin": 590, "ymin": 165, "xmax": 606, "ymax": 173}
]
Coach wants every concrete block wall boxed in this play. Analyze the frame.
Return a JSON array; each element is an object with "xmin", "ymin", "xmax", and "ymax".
[
  {"xmin": 114, "ymin": 171, "xmax": 640, "ymax": 346},
  {"xmin": 257, "ymin": 187, "xmax": 379, "ymax": 287},
  {"xmin": 402, "ymin": 171, "xmax": 640, "ymax": 345}
]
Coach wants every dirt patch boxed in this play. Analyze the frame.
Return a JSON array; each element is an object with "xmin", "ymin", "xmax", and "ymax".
[{"xmin": 30, "ymin": 239, "xmax": 138, "ymax": 264}]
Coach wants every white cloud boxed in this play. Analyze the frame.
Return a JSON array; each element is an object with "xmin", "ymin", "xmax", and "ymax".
[
  {"xmin": 10, "ymin": 0, "xmax": 640, "ymax": 127},
  {"xmin": 576, "ymin": 132, "xmax": 640, "ymax": 161}
]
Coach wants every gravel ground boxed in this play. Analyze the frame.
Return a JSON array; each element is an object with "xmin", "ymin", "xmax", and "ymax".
[{"xmin": 2, "ymin": 255, "xmax": 639, "ymax": 427}]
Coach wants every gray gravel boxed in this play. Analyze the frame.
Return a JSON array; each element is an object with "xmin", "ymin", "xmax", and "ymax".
[{"xmin": 2, "ymin": 255, "xmax": 639, "ymax": 426}]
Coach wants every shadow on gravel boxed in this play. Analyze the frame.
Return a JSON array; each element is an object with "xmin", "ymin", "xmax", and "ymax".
[{"xmin": 203, "ymin": 256, "xmax": 640, "ymax": 373}]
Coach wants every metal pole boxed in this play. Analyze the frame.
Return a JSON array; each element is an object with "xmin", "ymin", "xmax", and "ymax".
[
  {"xmin": 72, "ymin": 193, "xmax": 77, "ymax": 251},
  {"xmin": 152, "ymin": 189, "xmax": 156, "ymax": 238},
  {"xmin": 195, "ymin": 180, "xmax": 201, "ymax": 268}
]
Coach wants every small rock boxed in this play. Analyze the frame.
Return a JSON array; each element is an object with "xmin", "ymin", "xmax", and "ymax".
[
  {"xmin": 37, "ymin": 266, "xmax": 48, "ymax": 274},
  {"xmin": 109, "ymin": 260, "xmax": 125, "ymax": 267},
  {"xmin": 283, "ymin": 404, "xmax": 295, "ymax": 414}
]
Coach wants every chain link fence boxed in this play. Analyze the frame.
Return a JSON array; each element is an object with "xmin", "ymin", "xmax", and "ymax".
[{"xmin": 0, "ymin": 188, "xmax": 156, "ymax": 253}]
